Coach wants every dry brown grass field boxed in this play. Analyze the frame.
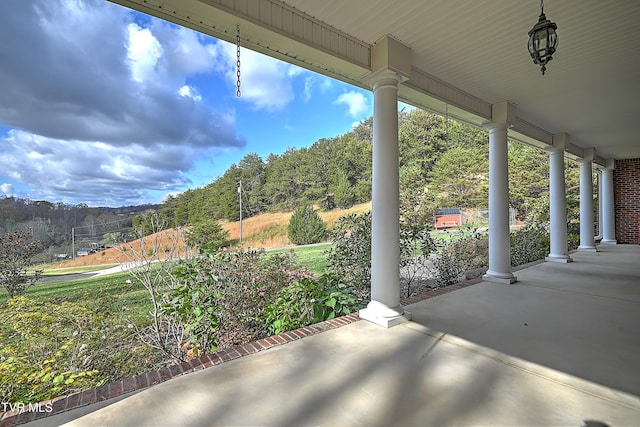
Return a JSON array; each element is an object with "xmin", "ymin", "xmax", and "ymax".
[{"xmin": 54, "ymin": 202, "xmax": 371, "ymax": 268}]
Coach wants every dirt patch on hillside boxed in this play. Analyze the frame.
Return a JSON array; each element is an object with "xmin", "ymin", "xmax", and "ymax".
[{"xmin": 53, "ymin": 228, "xmax": 189, "ymax": 268}]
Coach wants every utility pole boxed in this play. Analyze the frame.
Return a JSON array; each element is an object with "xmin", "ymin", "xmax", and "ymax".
[
  {"xmin": 72, "ymin": 227, "xmax": 75, "ymax": 259},
  {"xmin": 238, "ymin": 180, "xmax": 243, "ymax": 244}
]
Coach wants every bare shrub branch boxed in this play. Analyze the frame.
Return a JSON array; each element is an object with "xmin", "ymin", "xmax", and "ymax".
[{"xmin": 120, "ymin": 213, "xmax": 195, "ymax": 362}]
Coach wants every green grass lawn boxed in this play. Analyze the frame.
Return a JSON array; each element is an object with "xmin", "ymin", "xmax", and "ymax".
[
  {"xmin": 430, "ymin": 228, "xmax": 486, "ymax": 243},
  {"xmin": 0, "ymin": 271, "xmax": 153, "ymax": 323},
  {"xmin": 272, "ymin": 243, "xmax": 332, "ymax": 276},
  {"xmin": 39, "ymin": 264, "xmax": 120, "ymax": 276}
]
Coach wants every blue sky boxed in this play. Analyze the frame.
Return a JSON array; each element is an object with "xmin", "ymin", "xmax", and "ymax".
[{"xmin": 0, "ymin": 0, "xmax": 386, "ymax": 207}]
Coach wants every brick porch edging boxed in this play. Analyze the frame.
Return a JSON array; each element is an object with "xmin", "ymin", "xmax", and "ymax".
[
  {"xmin": 1, "ymin": 266, "xmax": 545, "ymax": 427},
  {"xmin": 0, "ymin": 313, "xmax": 358, "ymax": 427}
]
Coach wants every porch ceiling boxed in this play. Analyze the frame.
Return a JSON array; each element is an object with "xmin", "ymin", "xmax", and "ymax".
[{"xmin": 109, "ymin": 0, "xmax": 640, "ymax": 162}]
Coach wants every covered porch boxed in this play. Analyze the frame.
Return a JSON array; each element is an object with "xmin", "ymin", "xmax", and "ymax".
[
  {"xmin": 11, "ymin": 1, "xmax": 639, "ymax": 425},
  {"xmin": 26, "ymin": 244, "xmax": 640, "ymax": 426},
  {"xmin": 101, "ymin": 0, "xmax": 640, "ymax": 327}
]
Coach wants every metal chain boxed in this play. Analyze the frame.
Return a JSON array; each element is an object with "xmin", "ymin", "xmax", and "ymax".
[{"xmin": 236, "ymin": 26, "xmax": 241, "ymax": 97}]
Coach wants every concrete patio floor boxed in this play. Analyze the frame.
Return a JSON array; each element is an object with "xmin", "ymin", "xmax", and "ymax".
[{"xmin": 30, "ymin": 244, "xmax": 640, "ymax": 426}]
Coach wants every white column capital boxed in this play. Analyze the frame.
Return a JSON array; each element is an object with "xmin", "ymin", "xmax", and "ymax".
[
  {"xmin": 491, "ymin": 101, "xmax": 517, "ymax": 126},
  {"xmin": 604, "ymin": 158, "xmax": 615, "ymax": 170},
  {"xmin": 545, "ymin": 145, "xmax": 566, "ymax": 155},
  {"xmin": 371, "ymin": 34, "xmax": 412, "ymax": 79},
  {"xmin": 597, "ymin": 158, "xmax": 615, "ymax": 171},
  {"xmin": 364, "ymin": 67, "xmax": 406, "ymax": 90},
  {"xmin": 484, "ymin": 122, "xmax": 510, "ymax": 133},
  {"xmin": 581, "ymin": 147, "xmax": 596, "ymax": 162},
  {"xmin": 552, "ymin": 132, "xmax": 570, "ymax": 151}
]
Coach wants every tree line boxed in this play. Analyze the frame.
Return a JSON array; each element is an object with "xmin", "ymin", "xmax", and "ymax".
[
  {"xmin": 0, "ymin": 198, "xmax": 157, "ymax": 255},
  {"xmin": 153, "ymin": 109, "xmax": 578, "ymax": 230}
]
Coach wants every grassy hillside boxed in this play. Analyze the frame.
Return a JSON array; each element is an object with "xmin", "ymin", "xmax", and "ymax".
[
  {"xmin": 221, "ymin": 201, "xmax": 371, "ymax": 248},
  {"xmin": 53, "ymin": 202, "xmax": 371, "ymax": 268}
]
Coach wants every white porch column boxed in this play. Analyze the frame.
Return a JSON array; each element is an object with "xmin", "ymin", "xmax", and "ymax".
[
  {"xmin": 601, "ymin": 162, "xmax": 617, "ymax": 244},
  {"xmin": 578, "ymin": 148, "xmax": 597, "ymax": 251},
  {"xmin": 358, "ymin": 70, "xmax": 410, "ymax": 327},
  {"xmin": 595, "ymin": 170, "xmax": 603, "ymax": 241},
  {"xmin": 360, "ymin": 36, "xmax": 411, "ymax": 328},
  {"xmin": 546, "ymin": 134, "xmax": 572, "ymax": 263},
  {"xmin": 482, "ymin": 105, "xmax": 516, "ymax": 284}
]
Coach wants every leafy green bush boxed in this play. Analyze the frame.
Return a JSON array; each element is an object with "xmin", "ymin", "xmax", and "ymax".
[
  {"xmin": 327, "ymin": 212, "xmax": 490, "ymax": 292},
  {"xmin": 431, "ymin": 229, "xmax": 488, "ymax": 287},
  {"xmin": 519, "ymin": 192, "xmax": 577, "ymax": 260},
  {"xmin": 567, "ymin": 221, "xmax": 580, "ymax": 251},
  {"xmin": 164, "ymin": 249, "xmax": 312, "ymax": 354},
  {"xmin": 0, "ymin": 296, "xmax": 149, "ymax": 403},
  {"xmin": 399, "ymin": 223, "xmax": 437, "ymax": 297},
  {"xmin": 287, "ymin": 204, "xmax": 326, "ymax": 245},
  {"xmin": 263, "ymin": 274, "xmax": 362, "ymax": 335},
  {"xmin": 185, "ymin": 218, "xmax": 229, "ymax": 251},
  {"xmin": 510, "ymin": 223, "xmax": 549, "ymax": 266},
  {"xmin": 449, "ymin": 229, "xmax": 489, "ymax": 271},
  {"xmin": 432, "ymin": 243, "xmax": 463, "ymax": 287},
  {"xmin": 326, "ymin": 212, "xmax": 372, "ymax": 300},
  {"xmin": 331, "ymin": 171, "xmax": 355, "ymax": 209},
  {"xmin": 0, "ymin": 351, "xmax": 99, "ymax": 404}
]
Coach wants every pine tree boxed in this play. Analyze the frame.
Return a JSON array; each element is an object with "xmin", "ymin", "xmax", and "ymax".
[{"xmin": 287, "ymin": 205, "xmax": 326, "ymax": 245}]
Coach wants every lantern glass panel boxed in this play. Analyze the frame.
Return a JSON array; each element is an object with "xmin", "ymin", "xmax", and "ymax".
[{"xmin": 548, "ymin": 29, "xmax": 558, "ymax": 49}]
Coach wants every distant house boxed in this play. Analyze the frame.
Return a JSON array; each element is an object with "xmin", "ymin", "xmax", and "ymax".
[
  {"xmin": 90, "ymin": 242, "xmax": 103, "ymax": 250},
  {"xmin": 77, "ymin": 248, "xmax": 94, "ymax": 257},
  {"xmin": 434, "ymin": 208, "xmax": 463, "ymax": 229}
]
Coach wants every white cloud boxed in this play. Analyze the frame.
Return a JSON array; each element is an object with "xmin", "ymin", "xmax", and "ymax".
[
  {"xmin": 303, "ymin": 78, "xmax": 314, "ymax": 103},
  {"xmin": 287, "ymin": 65, "xmax": 305, "ymax": 78},
  {"xmin": 0, "ymin": 0, "xmax": 246, "ymax": 205},
  {"xmin": 302, "ymin": 75, "xmax": 332, "ymax": 103},
  {"xmin": 152, "ymin": 24, "xmax": 220, "ymax": 82},
  {"xmin": 0, "ymin": 129, "xmax": 204, "ymax": 205},
  {"xmin": 179, "ymin": 85, "xmax": 202, "ymax": 101},
  {"xmin": 0, "ymin": 183, "xmax": 14, "ymax": 196},
  {"xmin": 127, "ymin": 24, "xmax": 163, "ymax": 82},
  {"xmin": 319, "ymin": 77, "xmax": 333, "ymax": 92},
  {"xmin": 334, "ymin": 91, "xmax": 370, "ymax": 118},
  {"xmin": 212, "ymin": 41, "xmax": 297, "ymax": 111}
]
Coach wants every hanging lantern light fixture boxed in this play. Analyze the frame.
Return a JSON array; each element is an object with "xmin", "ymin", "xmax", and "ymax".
[{"xmin": 527, "ymin": 0, "xmax": 558, "ymax": 75}]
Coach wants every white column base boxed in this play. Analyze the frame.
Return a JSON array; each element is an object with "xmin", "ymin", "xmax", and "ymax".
[
  {"xmin": 545, "ymin": 255, "xmax": 574, "ymax": 263},
  {"xmin": 601, "ymin": 239, "xmax": 617, "ymax": 245},
  {"xmin": 482, "ymin": 271, "xmax": 517, "ymax": 284},
  {"xmin": 577, "ymin": 245, "xmax": 598, "ymax": 252},
  {"xmin": 359, "ymin": 300, "xmax": 411, "ymax": 328}
]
